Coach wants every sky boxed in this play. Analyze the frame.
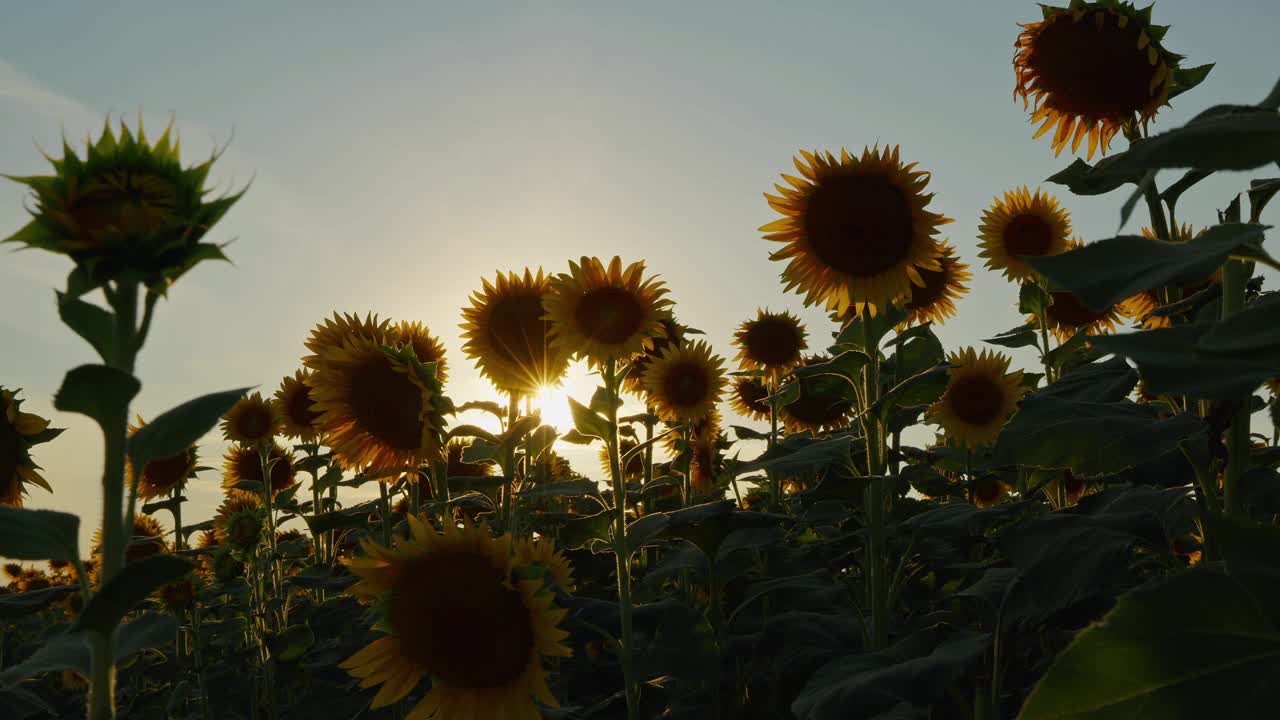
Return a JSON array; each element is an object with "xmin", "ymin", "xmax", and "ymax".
[{"xmin": 2, "ymin": 1, "xmax": 1278, "ymax": 554}]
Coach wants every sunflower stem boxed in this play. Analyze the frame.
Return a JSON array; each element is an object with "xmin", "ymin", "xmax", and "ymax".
[
  {"xmin": 1220, "ymin": 257, "xmax": 1253, "ymax": 516},
  {"xmin": 604, "ymin": 359, "xmax": 640, "ymax": 720},
  {"xmin": 89, "ymin": 279, "xmax": 141, "ymax": 720},
  {"xmin": 768, "ymin": 377, "xmax": 781, "ymax": 510},
  {"xmin": 378, "ymin": 479, "xmax": 393, "ymax": 547},
  {"xmin": 504, "ymin": 393, "xmax": 521, "ymax": 533},
  {"xmin": 861, "ymin": 317, "xmax": 888, "ymax": 651},
  {"xmin": 258, "ymin": 443, "xmax": 283, "ymax": 631}
]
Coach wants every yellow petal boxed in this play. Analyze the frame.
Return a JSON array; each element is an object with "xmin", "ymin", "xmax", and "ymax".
[{"xmin": 13, "ymin": 412, "xmax": 50, "ymax": 435}]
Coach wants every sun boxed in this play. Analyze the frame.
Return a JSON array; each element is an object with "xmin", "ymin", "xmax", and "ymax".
[{"xmin": 532, "ymin": 384, "xmax": 575, "ymax": 432}]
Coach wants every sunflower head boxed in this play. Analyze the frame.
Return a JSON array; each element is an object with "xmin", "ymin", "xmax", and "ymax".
[
  {"xmin": 624, "ymin": 317, "xmax": 689, "ymax": 396},
  {"xmin": 214, "ymin": 494, "xmax": 265, "ymax": 552},
  {"xmin": 340, "ymin": 517, "xmax": 570, "ymax": 718},
  {"xmin": 689, "ymin": 435, "xmax": 721, "ymax": 496},
  {"xmin": 126, "ymin": 416, "xmax": 197, "ymax": 501},
  {"xmin": 734, "ymin": 309, "xmax": 808, "ymax": 381},
  {"xmin": 641, "ymin": 339, "xmax": 727, "ymax": 424},
  {"xmin": 275, "ymin": 370, "xmax": 323, "ymax": 442},
  {"xmin": 461, "ymin": 268, "xmax": 571, "ymax": 395},
  {"xmin": 729, "ymin": 377, "xmax": 772, "ymax": 421},
  {"xmin": 302, "ymin": 312, "xmax": 394, "ymax": 370},
  {"xmin": 901, "ymin": 241, "xmax": 972, "ymax": 328},
  {"xmin": 1, "ymin": 116, "xmax": 244, "ymax": 290},
  {"xmin": 1014, "ymin": 1, "xmax": 1189, "ymax": 159},
  {"xmin": 779, "ymin": 357, "xmax": 854, "ymax": 435},
  {"xmin": 516, "ymin": 537, "xmax": 577, "ymax": 594},
  {"xmin": 90, "ymin": 514, "xmax": 169, "ymax": 586},
  {"xmin": 221, "ymin": 442, "xmax": 298, "ymax": 497},
  {"xmin": 1121, "ymin": 225, "xmax": 1217, "ymax": 328},
  {"xmin": 156, "ymin": 573, "xmax": 200, "ymax": 613},
  {"xmin": 760, "ymin": 145, "xmax": 952, "ymax": 317},
  {"xmin": 221, "ymin": 392, "xmax": 280, "ymax": 446},
  {"xmin": 978, "ymin": 187, "xmax": 1073, "ymax": 282},
  {"xmin": 0, "ymin": 387, "xmax": 59, "ymax": 508},
  {"xmin": 971, "ymin": 475, "xmax": 1009, "ymax": 509},
  {"xmin": 926, "ymin": 348, "xmax": 1028, "ymax": 448},
  {"xmin": 544, "ymin": 256, "xmax": 673, "ymax": 366}
]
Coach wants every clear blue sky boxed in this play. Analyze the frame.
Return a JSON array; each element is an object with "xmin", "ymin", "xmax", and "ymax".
[{"xmin": 3, "ymin": 1, "xmax": 1277, "ymax": 552}]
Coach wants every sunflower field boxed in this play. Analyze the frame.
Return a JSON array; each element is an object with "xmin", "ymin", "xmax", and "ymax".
[{"xmin": 2, "ymin": 2, "xmax": 1280, "ymax": 719}]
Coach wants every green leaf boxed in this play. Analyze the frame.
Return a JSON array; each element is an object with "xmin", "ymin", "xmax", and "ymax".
[
  {"xmin": 0, "ymin": 628, "xmax": 87, "ymax": 688},
  {"xmin": 455, "ymin": 400, "xmax": 504, "ymax": 419},
  {"xmin": 1166, "ymin": 63, "xmax": 1214, "ymax": 102},
  {"xmin": 302, "ymin": 501, "xmax": 378, "ymax": 534},
  {"xmin": 115, "ymin": 612, "xmax": 180, "ymax": 660},
  {"xmin": 1018, "ymin": 283, "xmax": 1050, "ymax": 316},
  {"xmin": 569, "ymin": 396, "xmax": 611, "ymax": 442},
  {"xmin": 1090, "ymin": 323, "xmax": 1278, "ymax": 400},
  {"xmin": 55, "ymin": 292, "xmax": 115, "ymax": 363},
  {"xmin": 790, "ymin": 349, "xmax": 871, "ymax": 386},
  {"xmin": 995, "ymin": 396, "xmax": 1203, "ymax": 476},
  {"xmin": 1036, "ymin": 355, "xmax": 1137, "ymax": 403},
  {"xmin": 128, "ymin": 386, "xmax": 251, "ymax": 470},
  {"xmin": 1248, "ymin": 178, "xmax": 1280, "ymax": 222},
  {"xmin": 834, "ymin": 304, "xmax": 908, "ymax": 351},
  {"xmin": 590, "ymin": 386, "xmax": 624, "ymax": 415},
  {"xmin": 737, "ymin": 434, "xmax": 856, "ymax": 477},
  {"xmin": 461, "ymin": 439, "xmax": 501, "ymax": 465},
  {"xmin": 1026, "ymin": 224, "xmax": 1268, "ymax": 313},
  {"xmin": 0, "ymin": 585, "xmax": 77, "ymax": 620},
  {"xmin": 558, "ymin": 428, "xmax": 597, "ymax": 445},
  {"xmin": 140, "ymin": 494, "xmax": 186, "ymax": 518},
  {"xmin": 516, "ymin": 479, "xmax": 598, "ymax": 500},
  {"xmin": 447, "ymin": 424, "xmax": 500, "ymax": 444},
  {"xmin": 1093, "ymin": 109, "xmax": 1280, "ymax": 175},
  {"xmin": 983, "ymin": 323, "xmax": 1040, "ymax": 350},
  {"xmin": 1021, "ymin": 571, "xmax": 1280, "ymax": 719},
  {"xmin": 231, "ymin": 480, "xmax": 265, "ymax": 495},
  {"xmin": 1042, "ymin": 328, "xmax": 1091, "ymax": 375},
  {"xmin": 526, "ymin": 425, "xmax": 558, "ymax": 462},
  {"xmin": 0, "ymin": 507, "xmax": 80, "ymax": 562},
  {"xmin": 557, "ymin": 511, "xmax": 612, "ymax": 551},
  {"xmin": 1046, "ymin": 157, "xmax": 1145, "ymax": 196},
  {"xmin": 869, "ymin": 363, "xmax": 949, "ymax": 419},
  {"xmin": 731, "ymin": 425, "xmax": 769, "ymax": 441},
  {"xmin": 53, "ymin": 365, "xmax": 140, "ymax": 431},
  {"xmin": 499, "ymin": 414, "xmax": 542, "ymax": 450},
  {"xmin": 269, "ymin": 623, "xmax": 315, "ymax": 662},
  {"xmin": 1198, "ymin": 293, "xmax": 1280, "ymax": 354},
  {"xmin": 1203, "ymin": 512, "xmax": 1280, "ymax": 624},
  {"xmin": 76, "ymin": 555, "xmax": 194, "ymax": 633}
]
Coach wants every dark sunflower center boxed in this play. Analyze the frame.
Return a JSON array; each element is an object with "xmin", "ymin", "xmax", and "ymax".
[
  {"xmin": 743, "ymin": 318, "xmax": 803, "ymax": 366},
  {"xmin": 390, "ymin": 551, "xmax": 535, "ymax": 688},
  {"xmin": 285, "ymin": 385, "xmax": 321, "ymax": 430},
  {"xmin": 803, "ymin": 174, "xmax": 915, "ymax": 278},
  {"xmin": 1029, "ymin": 12, "xmax": 1158, "ymax": 120},
  {"xmin": 347, "ymin": 355, "xmax": 425, "ymax": 451},
  {"xmin": 906, "ymin": 261, "xmax": 951, "ymax": 310},
  {"xmin": 575, "ymin": 287, "xmax": 646, "ymax": 346},
  {"xmin": 973, "ymin": 476, "xmax": 1003, "ymax": 505},
  {"xmin": 142, "ymin": 450, "xmax": 192, "ymax": 493},
  {"xmin": 736, "ymin": 379, "xmax": 771, "ymax": 415},
  {"xmin": 947, "ymin": 376, "xmax": 1006, "ymax": 426},
  {"xmin": 1002, "ymin": 214, "xmax": 1055, "ymax": 258},
  {"xmin": 486, "ymin": 293, "xmax": 550, "ymax": 369},
  {"xmin": 236, "ymin": 406, "xmax": 273, "ymax": 441},
  {"xmin": 69, "ymin": 172, "xmax": 179, "ymax": 243},
  {"xmin": 662, "ymin": 361, "xmax": 711, "ymax": 410},
  {"xmin": 1047, "ymin": 291, "xmax": 1107, "ymax": 328},
  {"xmin": 0, "ymin": 415, "xmax": 21, "ymax": 499},
  {"xmin": 784, "ymin": 385, "xmax": 852, "ymax": 428}
]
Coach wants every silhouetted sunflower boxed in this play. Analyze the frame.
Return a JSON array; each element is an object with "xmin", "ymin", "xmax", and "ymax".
[
  {"xmin": 461, "ymin": 269, "xmax": 571, "ymax": 395},
  {"xmin": 689, "ymin": 435, "xmax": 721, "ymax": 496},
  {"xmin": 734, "ymin": 309, "xmax": 807, "ymax": 382},
  {"xmin": 1121, "ymin": 224, "xmax": 1218, "ymax": 328},
  {"xmin": 1, "ymin": 387, "xmax": 58, "ymax": 507},
  {"xmin": 276, "ymin": 370, "xmax": 323, "ymax": 442},
  {"xmin": 127, "ymin": 416, "xmax": 197, "ymax": 501},
  {"xmin": 927, "ymin": 348, "xmax": 1027, "ymax": 448},
  {"xmin": 729, "ymin": 377, "xmax": 771, "ymax": 422},
  {"xmin": 516, "ymin": 536, "xmax": 577, "ymax": 593},
  {"xmin": 978, "ymin": 187, "xmax": 1072, "ymax": 282},
  {"xmin": 641, "ymin": 340, "xmax": 727, "ymax": 424},
  {"xmin": 341, "ymin": 517, "xmax": 570, "ymax": 719},
  {"xmin": 901, "ymin": 241, "xmax": 971, "ymax": 327},
  {"xmin": 90, "ymin": 514, "xmax": 168, "ymax": 586},
  {"xmin": 760, "ymin": 145, "xmax": 952, "ymax": 317},
  {"xmin": 220, "ymin": 392, "xmax": 280, "ymax": 446},
  {"xmin": 302, "ymin": 312, "xmax": 393, "ymax": 369},
  {"xmin": 392, "ymin": 320, "xmax": 449, "ymax": 383},
  {"xmin": 1014, "ymin": 1, "xmax": 1186, "ymax": 159},
  {"xmin": 221, "ymin": 442, "xmax": 297, "ymax": 497},
  {"xmin": 545, "ymin": 256, "xmax": 673, "ymax": 365},
  {"xmin": 971, "ymin": 475, "xmax": 1008, "ymax": 509},
  {"xmin": 624, "ymin": 317, "xmax": 688, "ymax": 396},
  {"xmin": 214, "ymin": 494, "xmax": 265, "ymax": 551}
]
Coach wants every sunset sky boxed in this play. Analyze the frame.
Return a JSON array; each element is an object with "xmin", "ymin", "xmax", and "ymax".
[{"xmin": 2, "ymin": 1, "xmax": 1277, "ymax": 551}]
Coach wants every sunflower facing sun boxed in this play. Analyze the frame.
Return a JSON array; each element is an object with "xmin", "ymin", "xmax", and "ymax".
[
  {"xmin": 341, "ymin": 516, "xmax": 571, "ymax": 720},
  {"xmin": 760, "ymin": 145, "xmax": 952, "ymax": 317},
  {"xmin": 1014, "ymin": 1, "xmax": 1187, "ymax": 159},
  {"xmin": 545, "ymin": 256, "xmax": 673, "ymax": 366},
  {"xmin": 461, "ymin": 269, "xmax": 571, "ymax": 396},
  {"xmin": 901, "ymin": 240, "xmax": 972, "ymax": 327},
  {"xmin": 733, "ymin": 309, "xmax": 808, "ymax": 382},
  {"xmin": 1, "ymin": 387, "xmax": 59, "ymax": 508},
  {"xmin": 641, "ymin": 339, "xmax": 727, "ymax": 424},
  {"xmin": 978, "ymin": 187, "xmax": 1072, "ymax": 282},
  {"xmin": 927, "ymin": 348, "xmax": 1027, "ymax": 448}
]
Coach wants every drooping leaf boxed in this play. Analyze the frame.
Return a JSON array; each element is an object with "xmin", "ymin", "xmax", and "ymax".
[
  {"xmin": 270, "ymin": 623, "xmax": 315, "ymax": 662},
  {"xmin": 569, "ymin": 396, "xmax": 611, "ymax": 442},
  {"xmin": 0, "ymin": 585, "xmax": 78, "ymax": 619},
  {"xmin": 834, "ymin": 304, "xmax": 909, "ymax": 352},
  {"xmin": 869, "ymin": 363, "xmax": 949, "ymax": 419},
  {"xmin": 53, "ymin": 365, "xmax": 140, "ymax": 432},
  {"xmin": 1037, "ymin": 355, "xmax": 1138, "ymax": 403},
  {"xmin": 0, "ymin": 628, "xmax": 87, "ymax": 688},
  {"xmin": 1087, "ymin": 109, "xmax": 1280, "ymax": 175},
  {"xmin": 1046, "ymin": 157, "xmax": 1145, "ymax": 196},
  {"xmin": 128, "ymin": 386, "xmax": 251, "ymax": 470},
  {"xmin": 983, "ymin": 323, "xmax": 1040, "ymax": 350},
  {"xmin": 55, "ymin": 292, "xmax": 115, "ymax": 362},
  {"xmin": 0, "ymin": 507, "xmax": 80, "ymax": 562},
  {"xmin": 1090, "ymin": 323, "xmax": 1279, "ymax": 400},
  {"xmin": 1203, "ymin": 512, "xmax": 1280, "ymax": 624},
  {"xmin": 76, "ymin": 555, "xmax": 194, "ymax": 633}
]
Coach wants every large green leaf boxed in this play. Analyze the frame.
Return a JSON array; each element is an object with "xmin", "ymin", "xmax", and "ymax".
[
  {"xmin": 0, "ymin": 613, "xmax": 177, "ymax": 688},
  {"xmin": 128, "ymin": 386, "xmax": 251, "ymax": 470},
  {"xmin": 0, "ymin": 507, "xmax": 80, "ymax": 562},
  {"xmin": 0, "ymin": 585, "xmax": 78, "ymax": 619},
  {"xmin": 1036, "ymin": 356, "xmax": 1137, "ymax": 403},
  {"xmin": 1090, "ymin": 323, "xmax": 1279, "ymax": 400},
  {"xmin": 55, "ymin": 292, "xmax": 115, "ymax": 363},
  {"xmin": 1046, "ymin": 157, "xmax": 1144, "ymax": 196},
  {"xmin": 737, "ymin": 434, "xmax": 856, "ymax": 477},
  {"xmin": 790, "ymin": 349, "xmax": 870, "ymax": 386},
  {"xmin": 1020, "ymin": 571, "xmax": 1280, "ymax": 719},
  {"xmin": 1198, "ymin": 292, "xmax": 1280, "ymax": 354},
  {"xmin": 53, "ymin": 365, "xmax": 140, "ymax": 432},
  {"xmin": 834, "ymin": 303, "xmax": 908, "ymax": 352},
  {"xmin": 995, "ymin": 396, "xmax": 1203, "ymax": 476},
  {"xmin": 869, "ymin": 363, "xmax": 949, "ymax": 418},
  {"xmin": 1203, "ymin": 512, "xmax": 1280, "ymax": 625},
  {"xmin": 1026, "ymin": 224, "xmax": 1267, "ymax": 313},
  {"xmin": 568, "ymin": 396, "xmax": 611, "ymax": 442},
  {"xmin": 1088, "ymin": 108, "xmax": 1280, "ymax": 175},
  {"xmin": 76, "ymin": 554, "xmax": 195, "ymax": 633}
]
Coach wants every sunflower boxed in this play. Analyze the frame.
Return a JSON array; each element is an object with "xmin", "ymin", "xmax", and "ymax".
[
  {"xmin": 689, "ymin": 436, "xmax": 721, "ymax": 496},
  {"xmin": 127, "ymin": 416, "xmax": 197, "ymax": 501},
  {"xmin": 302, "ymin": 312, "xmax": 394, "ymax": 370},
  {"xmin": 515, "ymin": 536, "xmax": 577, "ymax": 593},
  {"xmin": 220, "ymin": 392, "xmax": 280, "ymax": 446},
  {"xmin": 461, "ymin": 269, "xmax": 571, "ymax": 395},
  {"xmin": 221, "ymin": 442, "xmax": 298, "ymax": 497},
  {"xmin": 544, "ymin": 256, "xmax": 673, "ymax": 365},
  {"xmin": 392, "ymin": 321, "xmax": 449, "ymax": 383},
  {"xmin": 641, "ymin": 340, "xmax": 727, "ymax": 424},
  {"xmin": 1014, "ymin": 1, "xmax": 1185, "ymax": 159},
  {"xmin": 733, "ymin": 309, "xmax": 808, "ymax": 382},
  {"xmin": 926, "ymin": 348, "xmax": 1028, "ymax": 448},
  {"xmin": 310, "ymin": 334, "xmax": 447, "ymax": 472},
  {"xmin": 214, "ymin": 493, "xmax": 265, "ymax": 549},
  {"xmin": 760, "ymin": 145, "xmax": 952, "ymax": 317},
  {"xmin": 90, "ymin": 514, "xmax": 168, "ymax": 585},
  {"xmin": 275, "ymin": 370, "xmax": 323, "ymax": 442},
  {"xmin": 1121, "ymin": 225, "xmax": 1217, "ymax": 328},
  {"xmin": 977, "ymin": 187, "xmax": 1072, "ymax": 282},
  {"xmin": 901, "ymin": 241, "xmax": 971, "ymax": 327},
  {"xmin": 600, "ymin": 438, "xmax": 646, "ymax": 483},
  {"xmin": 156, "ymin": 573, "xmax": 199, "ymax": 613},
  {"xmin": 1, "ymin": 387, "xmax": 58, "ymax": 508},
  {"xmin": 624, "ymin": 317, "xmax": 689, "ymax": 396},
  {"xmin": 729, "ymin": 377, "xmax": 771, "ymax": 421},
  {"xmin": 779, "ymin": 357, "xmax": 853, "ymax": 435},
  {"xmin": 971, "ymin": 475, "xmax": 1008, "ymax": 509},
  {"xmin": 662, "ymin": 407, "xmax": 723, "ymax": 456},
  {"xmin": 341, "ymin": 517, "xmax": 571, "ymax": 719},
  {"xmin": 1034, "ymin": 242, "xmax": 1131, "ymax": 342}
]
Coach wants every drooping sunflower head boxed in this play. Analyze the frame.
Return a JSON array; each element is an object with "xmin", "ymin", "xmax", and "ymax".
[
  {"xmin": 1121, "ymin": 224, "xmax": 1216, "ymax": 328},
  {"xmin": 221, "ymin": 442, "xmax": 297, "ymax": 497},
  {"xmin": 600, "ymin": 437, "xmax": 646, "ymax": 483},
  {"xmin": 978, "ymin": 187, "xmax": 1072, "ymax": 282},
  {"xmin": 516, "ymin": 536, "xmax": 576, "ymax": 593},
  {"xmin": 461, "ymin": 268, "xmax": 571, "ymax": 395},
  {"xmin": 302, "ymin": 312, "xmax": 394, "ymax": 370},
  {"xmin": 729, "ymin": 376, "xmax": 771, "ymax": 422},
  {"xmin": 901, "ymin": 240, "xmax": 972, "ymax": 327},
  {"xmin": 1, "ymin": 116, "xmax": 245, "ymax": 289},
  {"xmin": 760, "ymin": 145, "xmax": 952, "ymax": 317},
  {"xmin": 220, "ymin": 392, "xmax": 280, "ymax": 446},
  {"xmin": 1034, "ymin": 241, "xmax": 1131, "ymax": 342},
  {"xmin": 447, "ymin": 438, "xmax": 494, "ymax": 478},
  {"xmin": 275, "ymin": 370, "xmax": 323, "ymax": 442},
  {"xmin": 641, "ymin": 339, "xmax": 727, "ymax": 424},
  {"xmin": 1014, "ymin": 1, "xmax": 1187, "ymax": 159},
  {"xmin": 926, "ymin": 347, "xmax": 1028, "ymax": 448},
  {"xmin": 156, "ymin": 573, "xmax": 200, "ymax": 614},
  {"xmin": 214, "ymin": 493, "xmax": 265, "ymax": 552},
  {"xmin": 734, "ymin": 309, "xmax": 808, "ymax": 381},
  {"xmin": 391, "ymin": 320, "xmax": 449, "ymax": 384},
  {"xmin": 545, "ymin": 256, "xmax": 674, "ymax": 365},
  {"xmin": 127, "ymin": 416, "xmax": 197, "ymax": 501},
  {"xmin": 340, "ymin": 517, "xmax": 571, "ymax": 718},
  {"xmin": 779, "ymin": 357, "xmax": 854, "ymax": 435},
  {"xmin": 309, "ymin": 334, "xmax": 448, "ymax": 473},
  {"xmin": 0, "ymin": 387, "xmax": 59, "ymax": 508},
  {"xmin": 971, "ymin": 475, "xmax": 1009, "ymax": 509}
]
